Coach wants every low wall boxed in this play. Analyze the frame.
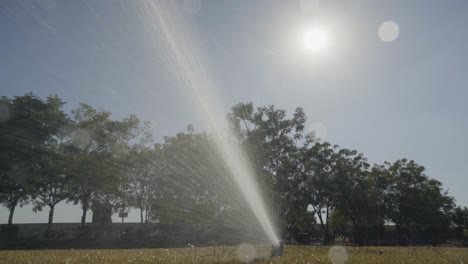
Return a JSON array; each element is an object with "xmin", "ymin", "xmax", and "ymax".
[
  {"xmin": 1, "ymin": 223, "xmax": 464, "ymax": 249},
  {"xmin": 0, "ymin": 223, "xmax": 268, "ymax": 249}
]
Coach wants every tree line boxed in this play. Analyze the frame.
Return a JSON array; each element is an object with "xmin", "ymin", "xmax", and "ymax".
[{"xmin": 0, "ymin": 93, "xmax": 467, "ymax": 245}]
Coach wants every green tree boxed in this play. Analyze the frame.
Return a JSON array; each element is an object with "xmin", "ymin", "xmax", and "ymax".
[
  {"xmin": 0, "ymin": 94, "xmax": 66, "ymax": 224},
  {"xmin": 30, "ymin": 96, "xmax": 71, "ymax": 231},
  {"xmin": 299, "ymin": 141, "xmax": 338, "ymax": 244},
  {"xmin": 227, "ymin": 103, "xmax": 307, "ymax": 237},
  {"xmin": 332, "ymin": 148, "xmax": 374, "ymax": 245},
  {"xmin": 157, "ymin": 128, "xmax": 225, "ymax": 225},
  {"xmin": 0, "ymin": 164, "xmax": 31, "ymax": 225},
  {"xmin": 452, "ymin": 206, "xmax": 468, "ymax": 229},
  {"xmin": 376, "ymin": 159, "xmax": 454, "ymax": 245},
  {"xmin": 125, "ymin": 145, "xmax": 164, "ymax": 223},
  {"xmin": 66, "ymin": 104, "xmax": 142, "ymax": 224},
  {"xmin": 31, "ymin": 169, "xmax": 70, "ymax": 233}
]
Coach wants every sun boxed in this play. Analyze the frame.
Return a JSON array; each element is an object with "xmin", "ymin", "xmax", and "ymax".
[{"xmin": 303, "ymin": 28, "xmax": 328, "ymax": 52}]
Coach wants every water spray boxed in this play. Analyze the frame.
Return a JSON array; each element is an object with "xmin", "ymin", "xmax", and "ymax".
[
  {"xmin": 271, "ymin": 240, "xmax": 284, "ymax": 258},
  {"xmin": 148, "ymin": 1, "xmax": 279, "ymax": 244}
]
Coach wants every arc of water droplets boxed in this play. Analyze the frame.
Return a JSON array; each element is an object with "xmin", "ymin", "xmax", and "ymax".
[{"xmin": 145, "ymin": 1, "xmax": 279, "ymax": 244}]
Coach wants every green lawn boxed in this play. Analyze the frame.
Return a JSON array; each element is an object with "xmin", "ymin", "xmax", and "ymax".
[{"xmin": 1, "ymin": 245, "xmax": 467, "ymax": 263}]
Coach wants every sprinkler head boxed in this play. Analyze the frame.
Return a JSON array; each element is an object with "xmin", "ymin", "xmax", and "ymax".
[{"xmin": 271, "ymin": 240, "xmax": 284, "ymax": 258}]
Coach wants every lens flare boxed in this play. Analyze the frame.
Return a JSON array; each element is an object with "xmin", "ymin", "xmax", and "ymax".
[
  {"xmin": 303, "ymin": 28, "xmax": 328, "ymax": 52},
  {"xmin": 329, "ymin": 246, "xmax": 348, "ymax": 264},
  {"xmin": 378, "ymin": 21, "xmax": 399, "ymax": 42}
]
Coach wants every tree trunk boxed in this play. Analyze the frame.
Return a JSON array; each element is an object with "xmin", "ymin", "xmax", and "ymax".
[
  {"xmin": 351, "ymin": 217, "xmax": 364, "ymax": 246},
  {"xmin": 48, "ymin": 204, "xmax": 55, "ymax": 229},
  {"xmin": 145, "ymin": 204, "xmax": 153, "ymax": 223},
  {"xmin": 316, "ymin": 210, "xmax": 327, "ymax": 244},
  {"xmin": 80, "ymin": 198, "xmax": 90, "ymax": 225},
  {"xmin": 315, "ymin": 206, "xmax": 332, "ymax": 245},
  {"xmin": 140, "ymin": 208, "xmax": 144, "ymax": 224},
  {"xmin": 8, "ymin": 204, "xmax": 16, "ymax": 225},
  {"xmin": 81, "ymin": 207, "xmax": 87, "ymax": 225},
  {"xmin": 395, "ymin": 223, "xmax": 408, "ymax": 246},
  {"xmin": 324, "ymin": 205, "xmax": 331, "ymax": 244}
]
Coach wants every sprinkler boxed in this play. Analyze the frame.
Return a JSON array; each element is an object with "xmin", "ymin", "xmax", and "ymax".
[{"xmin": 271, "ymin": 240, "xmax": 284, "ymax": 257}]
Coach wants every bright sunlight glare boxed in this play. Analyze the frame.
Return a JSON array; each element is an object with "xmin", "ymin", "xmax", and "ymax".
[{"xmin": 303, "ymin": 28, "xmax": 328, "ymax": 52}]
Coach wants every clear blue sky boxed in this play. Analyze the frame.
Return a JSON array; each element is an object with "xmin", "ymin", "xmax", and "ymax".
[{"xmin": 1, "ymin": 0, "xmax": 467, "ymax": 223}]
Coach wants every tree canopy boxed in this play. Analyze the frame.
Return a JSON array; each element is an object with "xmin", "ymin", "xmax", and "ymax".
[{"xmin": 0, "ymin": 93, "xmax": 463, "ymax": 245}]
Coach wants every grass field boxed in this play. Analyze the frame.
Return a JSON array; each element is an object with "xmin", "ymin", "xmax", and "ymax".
[{"xmin": 1, "ymin": 245, "xmax": 467, "ymax": 263}]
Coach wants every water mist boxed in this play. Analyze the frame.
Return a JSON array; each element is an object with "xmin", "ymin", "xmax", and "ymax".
[{"xmin": 144, "ymin": 1, "xmax": 279, "ymax": 245}]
